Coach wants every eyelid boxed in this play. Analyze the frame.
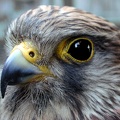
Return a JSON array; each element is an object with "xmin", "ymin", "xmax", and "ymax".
[
  {"xmin": 56, "ymin": 38, "xmax": 69, "ymax": 62},
  {"xmin": 56, "ymin": 37, "xmax": 94, "ymax": 63},
  {"xmin": 66, "ymin": 37, "xmax": 93, "ymax": 52},
  {"xmin": 67, "ymin": 38, "xmax": 94, "ymax": 62}
]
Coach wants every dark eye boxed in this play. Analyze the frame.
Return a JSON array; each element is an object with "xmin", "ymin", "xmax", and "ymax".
[{"xmin": 68, "ymin": 39, "xmax": 93, "ymax": 61}]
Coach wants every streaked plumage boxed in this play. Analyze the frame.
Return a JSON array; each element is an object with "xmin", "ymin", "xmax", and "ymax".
[{"xmin": 1, "ymin": 5, "xmax": 120, "ymax": 120}]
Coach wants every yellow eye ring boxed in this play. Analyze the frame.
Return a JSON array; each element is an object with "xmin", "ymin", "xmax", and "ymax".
[{"xmin": 57, "ymin": 37, "xmax": 94, "ymax": 63}]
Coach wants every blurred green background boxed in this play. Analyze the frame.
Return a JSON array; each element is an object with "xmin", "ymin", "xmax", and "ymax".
[{"xmin": 0, "ymin": 0, "xmax": 120, "ymax": 64}]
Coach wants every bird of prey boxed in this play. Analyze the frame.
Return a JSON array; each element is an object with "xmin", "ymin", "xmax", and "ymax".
[{"xmin": 0, "ymin": 5, "xmax": 120, "ymax": 120}]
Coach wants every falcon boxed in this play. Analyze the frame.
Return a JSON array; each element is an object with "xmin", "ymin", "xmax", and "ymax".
[{"xmin": 0, "ymin": 5, "xmax": 120, "ymax": 120}]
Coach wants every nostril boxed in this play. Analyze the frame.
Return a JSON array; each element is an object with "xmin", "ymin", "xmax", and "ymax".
[{"xmin": 29, "ymin": 51, "xmax": 35, "ymax": 58}]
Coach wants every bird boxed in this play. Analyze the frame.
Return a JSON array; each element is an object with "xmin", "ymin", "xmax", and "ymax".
[{"xmin": 0, "ymin": 5, "xmax": 120, "ymax": 120}]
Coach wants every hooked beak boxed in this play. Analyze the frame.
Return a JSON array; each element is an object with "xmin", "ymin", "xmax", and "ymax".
[{"xmin": 1, "ymin": 42, "xmax": 52, "ymax": 98}]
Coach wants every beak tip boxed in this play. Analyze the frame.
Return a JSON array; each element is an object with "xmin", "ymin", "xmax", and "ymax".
[
  {"xmin": 1, "ymin": 81, "xmax": 7, "ymax": 99},
  {"xmin": 1, "ymin": 93, "xmax": 5, "ymax": 99}
]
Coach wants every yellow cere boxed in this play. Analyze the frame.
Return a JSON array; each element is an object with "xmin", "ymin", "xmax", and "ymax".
[
  {"xmin": 11, "ymin": 41, "xmax": 53, "ymax": 75},
  {"xmin": 11, "ymin": 41, "xmax": 40, "ymax": 64}
]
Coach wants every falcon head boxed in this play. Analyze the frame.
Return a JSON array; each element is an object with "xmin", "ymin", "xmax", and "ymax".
[{"xmin": 1, "ymin": 5, "xmax": 120, "ymax": 120}]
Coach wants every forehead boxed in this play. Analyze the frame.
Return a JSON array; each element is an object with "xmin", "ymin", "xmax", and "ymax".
[{"xmin": 6, "ymin": 6, "xmax": 118, "ymax": 51}]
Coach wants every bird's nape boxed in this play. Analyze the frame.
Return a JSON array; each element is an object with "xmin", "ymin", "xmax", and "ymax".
[{"xmin": 1, "ymin": 5, "xmax": 120, "ymax": 120}]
